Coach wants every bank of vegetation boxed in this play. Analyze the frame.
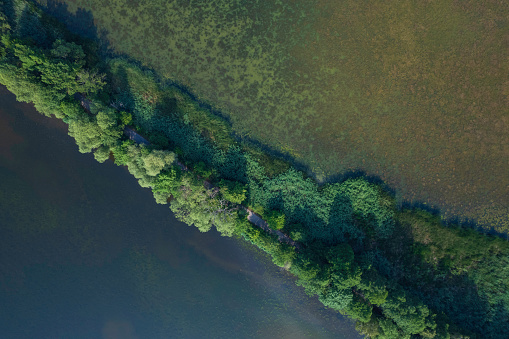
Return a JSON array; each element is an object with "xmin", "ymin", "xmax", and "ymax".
[{"xmin": 1, "ymin": 1, "xmax": 508, "ymax": 338}]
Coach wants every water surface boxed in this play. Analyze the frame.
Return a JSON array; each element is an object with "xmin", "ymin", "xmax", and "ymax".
[{"xmin": 0, "ymin": 85, "xmax": 361, "ymax": 338}]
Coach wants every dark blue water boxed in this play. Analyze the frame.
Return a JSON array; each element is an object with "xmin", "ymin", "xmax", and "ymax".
[{"xmin": 0, "ymin": 85, "xmax": 361, "ymax": 338}]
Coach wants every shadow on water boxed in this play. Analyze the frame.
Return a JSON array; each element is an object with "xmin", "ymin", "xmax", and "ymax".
[
  {"xmin": 399, "ymin": 199, "xmax": 509, "ymax": 240},
  {"xmin": 34, "ymin": 0, "xmax": 110, "ymax": 55},
  {"xmin": 17, "ymin": 5, "xmax": 52, "ymax": 47},
  {"xmin": 1, "ymin": 0, "xmax": 15, "ymax": 28},
  {"xmin": 36, "ymin": 0, "xmax": 97, "ymax": 40}
]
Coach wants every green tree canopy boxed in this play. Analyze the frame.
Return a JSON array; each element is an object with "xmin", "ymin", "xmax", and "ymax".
[
  {"xmin": 327, "ymin": 243, "xmax": 362, "ymax": 290},
  {"xmin": 219, "ymin": 179, "xmax": 247, "ymax": 204}
]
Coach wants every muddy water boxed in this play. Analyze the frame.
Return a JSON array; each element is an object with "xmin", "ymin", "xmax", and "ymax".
[{"xmin": 0, "ymin": 85, "xmax": 360, "ymax": 338}]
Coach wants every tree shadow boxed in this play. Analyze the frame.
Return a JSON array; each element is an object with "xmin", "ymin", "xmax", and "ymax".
[
  {"xmin": 16, "ymin": 5, "xmax": 52, "ymax": 47},
  {"xmin": 37, "ymin": 0, "xmax": 96, "ymax": 39},
  {"xmin": 34, "ymin": 0, "xmax": 110, "ymax": 54},
  {"xmin": 161, "ymin": 80, "xmax": 234, "ymax": 128},
  {"xmin": 106, "ymin": 61, "xmax": 135, "ymax": 103},
  {"xmin": 234, "ymin": 134, "xmax": 311, "ymax": 174},
  {"xmin": 214, "ymin": 145, "xmax": 248, "ymax": 184},
  {"xmin": 325, "ymin": 193, "xmax": 359, "ymax": 245},
  {"xmin": 1, "ymin": 0, "xmax": 15, "ymax": 28},
  {"xmin": 377, "ymin": 221, "xmax": 509, "ymax": 338},
  {"xmin": 266, "ymin": 194, "xmax": 284, "ymax": 212},
  {"xmin": 155, "ymin": 95, "xmax": 178, "ymax": 118},
  {"xmin": 400, "ymin": 200, "xmax": 509, "ymax": 240}
]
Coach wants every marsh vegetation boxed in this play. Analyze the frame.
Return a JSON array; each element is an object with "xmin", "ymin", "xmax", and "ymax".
[{"xmin": 34, "ymin": 0, "xmax": 509, "ymax": 233}]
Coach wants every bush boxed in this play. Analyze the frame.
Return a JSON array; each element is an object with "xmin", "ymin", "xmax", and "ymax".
[
  {"xmin": 219, "ymin": 179, "xmax": 247, "ymax": 204},
  {"xmin": 265, "ymin": 209, "xmax": 286, "ymax": 230}
]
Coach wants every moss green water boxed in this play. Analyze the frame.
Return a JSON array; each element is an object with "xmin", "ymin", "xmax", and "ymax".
[
  {"xmin": 0, "ymin": 85, "xmax": 360, "ymax": 338},
  {"xmin": 35, "ymin": 0, "xmax": 509, "ymax": 234}
]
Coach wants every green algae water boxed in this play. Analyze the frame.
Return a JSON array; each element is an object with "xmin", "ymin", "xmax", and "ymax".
[
  {"xmin": 0, "ymin": 85, "xmax": 361, "ymax": 338},
  {"xmin": 36, "ymin": 0, "xmax": 509, "ymax": 233}
]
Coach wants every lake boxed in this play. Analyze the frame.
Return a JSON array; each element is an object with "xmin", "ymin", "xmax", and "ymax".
[{"xmin": 0, "ymin": 85, "xmax": 361, "ymax": 338}]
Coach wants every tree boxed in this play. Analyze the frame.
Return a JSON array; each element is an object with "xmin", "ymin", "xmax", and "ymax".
[
  {"xmin": 50, "ymin": 39, "xmax": 85, "ymax": 65},
  {"xmin": 0, "ymin": 11, "xmax": 10, "ymax": 35},
  {"xmin": 381, "ymin": 288, "xmax": 435, "ymax": 336},
  {"xmin": 67, "ymin": 115, "xmax": 103, "ymax": 153},
  {"xmin": 150, "ymin": 168, "xmax": 179, "ymax": 204},
  {"xmin": 50, "ymin": 39, "xmax": 105, "ymax": 95},
  {"xmin": 142, "ymin": 149, "xmax": 175, "ymax": 176},
  {"xmin": 122, "ymin": 145, "xmax": 176, "ymax": 188},
  {"xmin": 358, "ymin": 270, "xmax": 389, "ymax": 306},
  {"xmin": 269, "ymin": 243, "xmax": 296, "ymax": 268},
  {"xmin": 93, "ymin": 145, "xmax": 110, "ymax": 163},
  {"xmin": 193, "ymin": 161, "xmax": 213, "ymax": 179},
  {"xmin": 265, "ymin": 209, "xmax": 286, "ymax": 230},
  {"xmin": 0, "ymin": 61, "xmax": 66, "ymax": 118},
  {"xmin": 327, "ymin": 243, "xmax": 362, "ymax": 290},
  {"xmin": 356, "ymin": 315, "xmax": 382, "ymax": 338},
  {"xmin": 10, "ymin": 38, "xmax": 104, "ymax": 96},
  {"xmin": 219, "ymin": 179, "xmax": 247, "ymax": 204},
  {"xmin": 119, "ymin": 111, "xmax": 132, "ymax": 126},
  {"xmin": 37, "ymin": 60, "xmax": 80, "ymax": 94},
  {"xmin": 319, "ymin": 286, "xmax": 354, "ymax": 311},
  {"xmin": 343, "ymin": 294, "xmax": 372, "ymax": 322},
  {"xmin": 288, "ymin": 223, "xmax": 306, "ymax": 242},
  {"xmin": 290, "ymin": 250, "xmax": 331, "ymax": 295},
  {"xmin": 111, "ymin": 140, "xmax": 134, "ymax": 166},
  {"xmin": 378, "ymin": 319, "xmax": 411, "ymax": 339},
  {"xmin": 96, "ymin": 108, "xmax": 123, "ymax": 145},
  {"xmin": 332, "ymin": 179, "xmax": 396, "ymax": 239},
  {"xmin": 75, "ymin": 69, "xmax": 105, "ymax": 95},
  {"xmin": 170, "ymin": 176, "xmax": 218, "ymax": 233},
  {"xmin": 59, "ymin": 99, "xmax": 85, "ymax": 120},
  {"xmin": 153, "ymin": 168, "xmax": 179, "ymax": 195}
]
